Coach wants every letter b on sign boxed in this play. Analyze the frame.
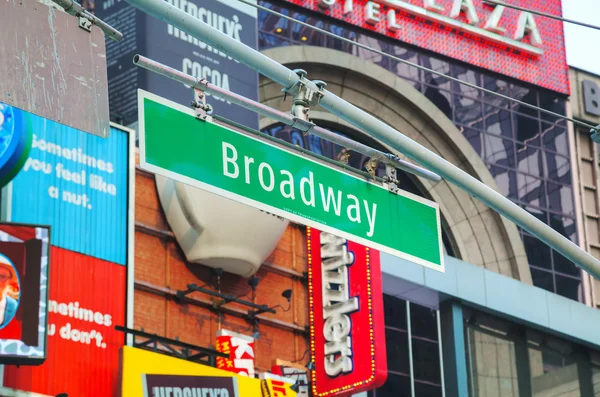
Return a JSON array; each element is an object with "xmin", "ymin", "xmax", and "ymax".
[{"xmin": 583, "ymin": 80, "xmax": 600, "ymax": 117}]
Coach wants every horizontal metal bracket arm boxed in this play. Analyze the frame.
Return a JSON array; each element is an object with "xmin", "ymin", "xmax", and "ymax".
[{"xmin": 51, "ymin": 0, "xmax": 123, "ymax": 41}]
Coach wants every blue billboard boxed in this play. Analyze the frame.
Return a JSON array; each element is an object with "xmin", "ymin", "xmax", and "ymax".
[{"xmin": 5, "ymin": 104, "xmax": 130, "ymax": 265}]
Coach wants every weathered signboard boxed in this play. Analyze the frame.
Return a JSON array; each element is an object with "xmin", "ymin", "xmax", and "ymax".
[{"xmin": 0, "ymin": 0, "xmax": 110, "ymax": 137}]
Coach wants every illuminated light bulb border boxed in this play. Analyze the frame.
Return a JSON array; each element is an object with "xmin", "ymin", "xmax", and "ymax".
[{"xmin": 305, "ymin": 227, "xmax": 380, "ymax": 397}]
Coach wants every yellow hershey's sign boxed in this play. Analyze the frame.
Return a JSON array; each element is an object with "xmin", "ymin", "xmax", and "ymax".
[
  {"xmin": 119, "ymin": 346, "xmax": 269, "ymax": 397},
  {"xmin": 119, "ymin": 347, "xmax": 299, "ymax": 397}
]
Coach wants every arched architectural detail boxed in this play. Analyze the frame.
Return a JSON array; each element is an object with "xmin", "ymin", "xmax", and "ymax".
[{"xmin": 259, "ymin": 45, "xmax": 531, "ymax": 283}]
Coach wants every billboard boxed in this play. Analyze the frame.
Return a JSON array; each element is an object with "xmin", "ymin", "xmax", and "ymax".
[
  {"xmin": 306, "ymin": 227, "xmax": 387, "ymax": 397},
  {"xmin": 0, "ymin": 103, "xmax": 134, "ymax": 396},
  {"xmin": 0, "ymin": 0, "xmax": 110, "ymax": 137},
  {"xmin": 216, "ymin": 329, "xmax": 256, "ymax": 378},
  {"xmin": 282, "ymin": 0, "xmax": 570, "ymax": 94},
  {"xmin": 3, "ymin": 248, "xmax": 126, "ymax": 396},
  {"xmin": 7, "ymin": 107, "xmax": 130, "ymax": 265},
  {"xmin": 96, "ymin": 0, "xmax": 260, "ymax": 129},
  {"xmin": 269, "ymin": 361, "xmax": 310, "ymax": 397},
  {"xmin": 118, "ymin": 346, "xmax": 268, "ymax": 397},
  {"xmin": 0, "ymin": 223, "xmax": 50, "ymax": 365}
]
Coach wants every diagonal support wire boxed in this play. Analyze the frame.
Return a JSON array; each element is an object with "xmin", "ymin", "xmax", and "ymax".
[{"xmin": 124, "ymin": 0, "xmax": 600, "ymax": 280}]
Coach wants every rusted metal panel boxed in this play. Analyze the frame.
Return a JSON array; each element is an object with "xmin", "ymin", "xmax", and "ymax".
[{"xmin": 0, "ymin": 0, "xmax": 110, "ymax": 138}]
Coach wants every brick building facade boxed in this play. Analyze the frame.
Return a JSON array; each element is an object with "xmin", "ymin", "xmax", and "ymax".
[{"xmin": 134, "ymin": 150, "xmax": 310, "ymax": 371}]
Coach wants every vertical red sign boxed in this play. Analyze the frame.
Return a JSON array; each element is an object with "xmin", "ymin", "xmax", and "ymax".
[
  {"xmin": 307, "ymin": 227, "xmax": 387, "ymax": 397},
  {"xmin": 216, "ymin": 329, "xmax": 256, "ymax": 378}
]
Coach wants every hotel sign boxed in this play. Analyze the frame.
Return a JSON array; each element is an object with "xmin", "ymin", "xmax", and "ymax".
[
  {"xmin": 282, "ymin": 0, "xmax": 570, "ymax": 94},
  {"xmin": 322, "ymin": 0, "xmax": 542, "ymax": 55},
  {"xmin": 307, "ymin": 228, "xmax": 387, "ymax": 397}
]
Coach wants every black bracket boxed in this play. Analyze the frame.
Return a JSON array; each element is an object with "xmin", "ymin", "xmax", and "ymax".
[
  {"xmin": 176, "ymin": 284, "xmax": 276, "ymax": 315},
  {"xmin": 115, "ymin": 326, "xmax": 228, "ymax": 367}
]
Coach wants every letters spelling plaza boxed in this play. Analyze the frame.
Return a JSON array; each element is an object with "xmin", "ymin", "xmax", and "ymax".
[{"xmin": 4, "ymin": 0, "xmax": 600, "ymax": 397}]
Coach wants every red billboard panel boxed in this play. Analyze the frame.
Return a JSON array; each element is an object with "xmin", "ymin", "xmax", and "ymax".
[
  {"xmin": 306, "ymin": 227, "xmax": 387, "ymax": 397},
  {"xmin": 3, "ymin": 247, "xmax": 126, "ymax": 397},
  {"xmin": 282, "ymin": 0, "xmax": 569, "ymax": 94}
]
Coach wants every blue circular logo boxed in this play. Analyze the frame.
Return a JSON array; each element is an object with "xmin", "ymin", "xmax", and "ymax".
[{"xmin": 0, "ymin": 104, "xmax": 32, "ymax": 187}]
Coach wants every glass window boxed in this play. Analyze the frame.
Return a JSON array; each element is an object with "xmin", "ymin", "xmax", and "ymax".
[
  {"xmin": 412, "ymin": 338, "xmax": 441, "ymax": 384},
  {"xmin": 553, "ymin": 252, "xmax": 580, "ymax": 277},
  {"xmin": 517, "ymin": 175, "xmax": 546, "ymax": 208},
  {"xmin": 513, "ymin": 113, "xmax": 542, "ymax": 146},
  {"xmin": 422, "ymin": 55, "xmax": 452, "ymax": 91},
  {"xmin": 545, "ymin": 153, "xmax": 571, "ymax": 184},
  {"xmin": 530, "ymin": 349, "xmax": 580, "ymax": 397},
  {"xmin": 531, "ymin": 268, "xmax": 554, "ymax": 292},
  {"xmin": 453, "ymin": 65, "xmax": 481, "ymax": 99},
  {"xmin": 291, "ymin": 13, "xmax": 325, "ymax": 46},
  {"xmin": 465, "ymin": 327, "xmax": 520, "ymax": 397},
  {"xmin": 386, "ymin": 327, "xmax": 410, "ymax": 374},
  {"xmin": 554, "ymin": 275, "xmax": 582, "ymax": 301},
  {"xmin": 327, "ymin": 23, "xmax": 357, "ymax": 54},
  {"xmin": 542, "ymin": 124, "xmax": 569, "ymax": 156},
  {"xmin": 488, "ymin": 165, "xmax": 517, "ymax": 200},
  {"xmin": 516, "ymin": 145, "xmax": 544, "ymax": 177},
  {"xmin": 592, "ymin": 366, "xmax": 600, "ymax": 396},
  {"xmin": 523, "ymin": 234, "xmax": 552, "ymax": 270},
  {"xmin": 454, "ymin": 95, "xmax": 484, "ymax": 129},
  {"xmin": 484, "ymin": 134, "xmax": 516, "ymax": 168},
  {"xmin": 424, "ymin": 84, "xmax": 453, "ymax": 120},
  {"xmin": 373, "ymin": 373, "xmax": 411, "ymax": 397},
  {"xmin": 390, "ymin": 45, "xmax": 420, "ymax": 82},
  {"xmin": 377, "ymin": 296, "xmax": 443, "ymax": 396},
  {"xmin": 384, "ymin": 294, "xmax": 407, "ymax": 330},
  {"xmin": 482, "ymin": 76, "xmax": 509, "ymax": 108},
  {"xmin": 410, "ymin": 304, "xmax": 438, "ymax": 341},
  {"xmin": 462, "ymin": 127, "xmax": 484, "ymax": 158},
  {"xmin": 414, "ymin": 381, "xmax": 443, "ymax": 397},
  {"xmin": 484, "ymin": 106, "xmax": 513, "ymax": 139},
  {"xmin": 547, "ymin": 182, "xmax": 574, "ymax": 215}
]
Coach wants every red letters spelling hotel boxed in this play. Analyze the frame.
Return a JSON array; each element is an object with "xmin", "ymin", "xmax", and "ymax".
[{"xmin": 307, "ymin": 227, "xmax": 387, "ymax": 397}]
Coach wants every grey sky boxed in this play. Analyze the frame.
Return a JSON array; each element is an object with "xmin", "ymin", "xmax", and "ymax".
[{"xmin": 563, "ymin": 0, "xmax": 600, "ymax": 75}]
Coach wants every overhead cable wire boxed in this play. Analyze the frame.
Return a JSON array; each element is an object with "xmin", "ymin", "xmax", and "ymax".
[
  {"xmin": 484, "ymin": 0, "xmax": 600, "ymax": 32},
  {"xmin": 239, "ymin": 0, "xmax": 598, "ymax": 131}
]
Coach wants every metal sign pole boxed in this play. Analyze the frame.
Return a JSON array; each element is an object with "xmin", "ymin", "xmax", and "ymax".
[
  {"xmin": 133, "ymin": 55, "xmax": 441, "ymax": 182},
  {"xmin": 125, "ymin": 0, "xmax": 600, "ymax": 279}
]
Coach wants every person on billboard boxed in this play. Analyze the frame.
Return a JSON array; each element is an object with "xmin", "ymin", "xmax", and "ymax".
[{"xmin": 0, "ymin": 255, "xmax": 19, "ymax": 329}]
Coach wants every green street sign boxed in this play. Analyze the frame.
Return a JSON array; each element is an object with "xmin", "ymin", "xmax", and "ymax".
[{"xmin": 138, "ymin": 90, "xmax": 444, "ymax": 271}]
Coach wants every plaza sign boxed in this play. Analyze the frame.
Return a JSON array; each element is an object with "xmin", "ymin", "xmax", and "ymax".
[
  {"xmin": 138, "ymin": 90, "xmax": 443, "ymax": 271},
  {"xmin": 283, "ymin": 0, "xmax": 569, "ymax": 94},
  {"xmin": 322, "ymin": 0, "xmax": 542, "ymax": 55}
]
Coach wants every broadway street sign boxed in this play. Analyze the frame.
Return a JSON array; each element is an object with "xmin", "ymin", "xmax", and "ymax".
[{"xmin": 138, "ymin": 90, "xmax": 444, "ymax": 271}]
